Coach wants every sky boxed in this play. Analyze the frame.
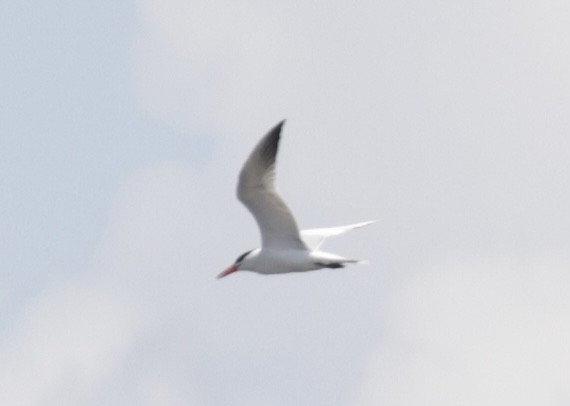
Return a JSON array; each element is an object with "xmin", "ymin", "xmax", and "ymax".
[{"xmin": 1, "ymin": 1, "xmax": 570, "ymax": 405}]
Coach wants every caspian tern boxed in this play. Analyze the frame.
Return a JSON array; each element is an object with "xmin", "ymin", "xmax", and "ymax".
[{"xmin": 218, "ymin": 121, "xmax": 374, "ymax": 278}]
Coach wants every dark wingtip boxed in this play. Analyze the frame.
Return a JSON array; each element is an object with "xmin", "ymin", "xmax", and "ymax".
[
  {"xmin": 258, "ymin": 120, "xmax": 286, "ymax": 164},
  {"xmin": 268, "ymin": 119, "xmax": 286, "ymax": 137}
]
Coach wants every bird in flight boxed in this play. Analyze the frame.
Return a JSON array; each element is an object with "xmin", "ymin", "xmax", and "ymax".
[{"xmin": 218, "ymin": 120, "xmax": 374, "ymax": 278}]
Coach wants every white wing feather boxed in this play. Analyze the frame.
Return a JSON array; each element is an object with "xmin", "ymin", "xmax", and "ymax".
[
  {"xmin": 237, "ymin": 121, "xmax": 306, "ymax": 250},
  {"xmin": 300, "ymin": 221, "xmax": 375, "ymax": 250}
]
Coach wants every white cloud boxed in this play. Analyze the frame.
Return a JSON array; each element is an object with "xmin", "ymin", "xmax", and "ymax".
[
  {"xmin": 0, "ymin": 278, "xmax": 139, "ymax": 405},
  {"xmin": 352, "ymin": 256, "xmax": 570, "ymax": 406},
  {"xmin": 0, "ymin": 163, "xmax": 203, "ymax": 405}
]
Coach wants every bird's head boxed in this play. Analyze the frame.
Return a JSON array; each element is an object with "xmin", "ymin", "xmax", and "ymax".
[{"xmin": 217, "ymin": 249, "xmax": 258, "ymax": 279}]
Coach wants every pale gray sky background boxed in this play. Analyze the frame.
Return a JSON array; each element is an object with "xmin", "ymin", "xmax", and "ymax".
[{"xmin": 1, "ymin": 1, "xmax": 570, "ymax": 405}]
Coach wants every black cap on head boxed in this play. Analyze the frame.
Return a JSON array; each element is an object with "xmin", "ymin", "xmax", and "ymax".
[{"xmin": 235, "ymin": 249, "xmax": 254, "ymax": 264}]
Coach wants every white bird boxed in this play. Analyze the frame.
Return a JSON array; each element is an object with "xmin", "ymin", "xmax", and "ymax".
[{"xmin": 218, "ymin": 120, "xmax": 374, "ymax": 278}]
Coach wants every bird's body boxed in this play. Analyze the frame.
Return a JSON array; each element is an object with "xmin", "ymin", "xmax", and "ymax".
[
  {"xmin": 236, "ymin": 247, "xmax": 360, "ymax": 275},
  {"xmin": 218, "ymin": 121, "xmax": 373, "ymax": 278}
]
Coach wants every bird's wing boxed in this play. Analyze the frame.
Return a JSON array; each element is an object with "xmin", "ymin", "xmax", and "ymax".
[
  {"xmin": 300, "ymin": 221, "xmax": 375, "ymax": 250},
  {"xmin": 237, "ymin": 121, "xmax": 306, "ymax": 250}
]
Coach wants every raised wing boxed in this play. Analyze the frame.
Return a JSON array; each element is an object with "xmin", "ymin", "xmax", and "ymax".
[
  {"xmin": 300, "ymin": 221, "xmax": 375, "ymax": 250},
  {"xmin": 237, "ymin": 121, "xmax": 306, "ymax": 250}
]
